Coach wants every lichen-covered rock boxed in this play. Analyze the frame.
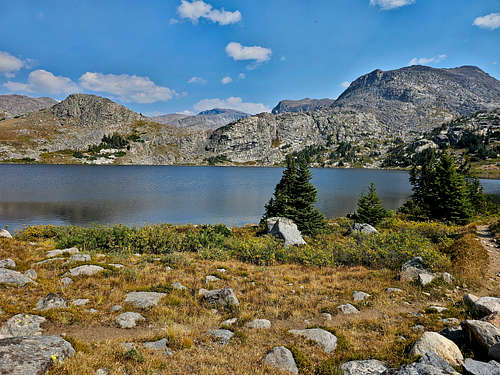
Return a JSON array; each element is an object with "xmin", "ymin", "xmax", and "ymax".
[
  {"xmin": 352, "ymin": 223, "xmax": 378, "ymax": 235},
  {"xmin": 0, "ymin": 335, "xmax": 75, "ymax": 375},
  {"xmin": 208, "ymin": 329, "xmax": 234, "ymax": 345},
  {"xmin": 71, "ymin": 299, "xmax": 90, "ymax": 306},
  {"xmin": 340, "ymin": 359, "xmax": 387, "ymax": 375},
  {"xmin": 245, "ymin": 319, "xmax": 271, "ymax": 329},
  {"xmin": 142, "ymin": 338, "xmax": 173, "ymax": 356},
  {"xmin": 46, "ymin": 247, "xmax": 79, "ymax": 258},
  {"xmin": 409, "ymin": 332, "xmax": 464, "ymax": 367},
  {"xmin": 24, "ymin": 269, "xmax": 37, "ymax": 280},
  {"xmin": 0, "ymin": 314, "xmax": 46, "ymax": 337},
  {"xmin": 337, "ymin": 304, "xmax": 360, "ymax": 314},
  {"xmin": 387, "ymin": 351, "xmax": 460, "ymax": 375},
  {"xmin": 125, "ymin": 292, "xmax": 166, "ymax": 309},
  {"xmin": 65, "ymin": 265, "xmax": 104, "ymax": 277},
  {"xmin": 270, "ymin": 217, "xmax": 306, "ymax": 247},
  {"xmin": 264, "ymin": 346, "xmax": 298, "ymax": 374},
  {"xmin": 0, "ymin": 258, "xmax": 16, "ymax": 269},
  {"xmin": 353, "ymin": 291, "xmax": 371, "ymax": 302},
  {"xmin": 116, "ymin": 312, "xmax": 145, "ymax": 328},
  {"xmin": 461, "ymin": 320, "xmax": 500, "ymax": 356},
  {"xmin": 288, "ymin": 328, "xmax": 337, "ymax": 353},
  {"xmin": 67, "ymin": 253, "xmax": 91, "ymax": 263},
  {"xmin": 201, "ymin": 287, "xmax": 239, "ymax": 307},
  {"xmin": 0, "ymin": 268, "xmax": 36, "ymax": 287},
  {"xmin": 400, "ymin": 257, "xmax": 434, "ymax": 284},
  {"xmin": 36, "ymin": 293, "xmax": 67, "ymax": 311},
  {"xmin": 464, "ymin": 294, "xmax": 500, "ymax": 318},
  {"xmin": 463, "ymin": 358, "xmax": 500, "ymax": 375}
]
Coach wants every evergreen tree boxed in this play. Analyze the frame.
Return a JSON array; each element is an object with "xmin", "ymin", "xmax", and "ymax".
[
  {"xmin": 354, "ymin": 182, "xmax": 388, "ymax": 226},
  {"xmin": 401, "ymin": 149, "xmax": 478, "ymax": 224},
  {"xmin": 262, "ymin": 154, "xmax": 328, "ymax": 236}
]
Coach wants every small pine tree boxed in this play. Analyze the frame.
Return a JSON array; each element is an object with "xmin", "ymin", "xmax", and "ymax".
[
  {"xmin": 262, "ymin": 155, "xmax": 328, "ymax": 236},
  {"xmin": 354, "ymin": 182, "xmax": 388, "ymax": 226}
]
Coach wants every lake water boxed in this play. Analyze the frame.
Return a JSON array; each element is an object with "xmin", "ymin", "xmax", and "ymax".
[{"xmin": 1, "ymin": 165, "xmax": 499, "ymax": 233}]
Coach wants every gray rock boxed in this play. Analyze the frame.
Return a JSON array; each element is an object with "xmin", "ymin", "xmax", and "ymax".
[
  {"xmin": 341, "ymin": 359, "xmax": 387, "ymax": 375},
  {"xmin": 60, "ymin": 277, "xmax": 73, "ymax": 286},
  {"xmin": 264, "ymin": 346, "xmax": 299, "ymax": 374},
  {"xmin": 409, "ymin": 331, "xmax": 464, "ymax": 366},
  {"xmin": 0, "ymin": 229, "xmax": 12, "ymax": 239},
  {"xmin": 46, "ymin": 247, "xmax": 79, "ymax": 258},
  {"xmin": 245, "ymin": 319, "xmax": 271, "ymax": 329},
  {"xmin": 221, "ymin": 317, "xmax": 237, "ymax": 326},
  {"xmin": 0, "ymin": 258, "xmax": 16, "ymax": 268},
  {"xmin": 352, "ymin": 223, "xmax": 378, "ymax": 234},
  {"xmin": 116, "ymin": 312, "xmax": 145, "ymax": 328},
  {"xmin": 216, "ymin": 268, "xmax": 226, "ymax": 273},
  {"xmin": 142, "ymin": 338, "xmax": 173, "ymax": 356},
  {"xmin": 0, "ymin": 335, "xmax": 75, "ymax": 375},
  {"xmin": 337, "ymin": 304, "xmax": 360, "ymax": 314},
  {"xmin": 322, "ymin": 313, "xmax": 333, "ymax": 320},
  {"xmin": 441, "ymin": 272, "xmax": 455, "ymax": 284},
  {"xmin": 125, "ymin": 292, "xmax": 166, "ymax": 309},
  {"xmin": 463, "ymin": 358, "xmax": 500, "ymax": 375},
  {"xmin": 208, "ymin": 329, "xmax": 234, "ymax": 345},
  {"xmin": 440, "ymin": 318, "xmax": 460, "ymax": 325},
  {"xmin": 172, "ymin": 282, "xmax": 187, "ymax": 290},
  {"xmin": 419, "ymin": 272, "xmax": 436, "ymax": 287},
  {"xmin": 67, "ymin": 253, "xmax": 91, "ymax": 263},
  {"xmin": 464, "ymin": 294, "xmax": 500, "ymax": 318},
  {"xmin": 88, "ymin": 308, "xmax": 98, "ymax": 314},
  {"xmin": 110, "ymin": 305, "xmax": 122, "ymax": 312},
  {"xmin": 65, "ymin": 265, "xmax": 104, "ymax": 277},
  {"xmin": 387, "ymin": 352, "xmax": 460, "ymax": 374},
  {"xmin": 0, "ymin": 314, "xmax": 46, "ymax": 337},
  {"xmin": 96, "ymin": 368, "xmax": 109, "ymax": 375},
  {"xmin": 266, "ymin": 217, "xmax": 279, "ymax": 232},
  {"xmin": 71, "ymin": 298, "xmax": 90, "ymax": 306},
  {"xmin": 270, "ymin": 217, "xmax": 306, "ymax": 247},
  {"xmin": 386, "ymin": 287, "xmax": 403, "ymax": 294},
  {"xmin": 201, "ymin": 287, "xmax": 239, "ymax": 307},
  {"xmin": 428, "ymin": 306, "xmax": 447, "ymax": 313},
  {"xmin": 206, "ymin": 275, "xmax": 221, "ymax": 283},
  {"xmin": 400, "ymin": 257, "xmax": 435, "ymax": 285},
  {"xmin": 33, "ymin": 257, "xmax": 65, "ymax": 266},
  {"xmin": 490, "ymin": 343, "xmax": 500, "ymax": 361},
  {"xmin": 0, "ymin": 268, "xmax": 35, "ymax": 287},
  {"xmin": 288, "ymin": 328, "xmax": 337, "ymax": 353},
  {"xmin": 353, "ymin": 291, "xmax": 371, "ymax": 302},
  {"xmin": 24, "ymin": 269, "xmax": 37, "ymax": 280},
  {"xmin": 412, "ymin": 325, "xmax": 425, "ymax": 332},
  {"xmin": 36, "ymin": 293, "xmax": 68, "ymax": 311},
  {"xmin": 462, "ymin": 320, "xmax": 500, "ymax": 356},
  {"xmin": 108, "ymin": 263, "xmax": 124, "ymax": 269},
  {"xmin": 439, "ymin": 326, "xmax": 465, "ymax": 347}
]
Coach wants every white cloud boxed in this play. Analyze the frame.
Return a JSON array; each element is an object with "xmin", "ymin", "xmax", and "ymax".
[
  {"xmin": 221, "ymin": 76, "xmax": 232, "ymax": 84},
  {"xmin": 177, "ymin": 0, "xmax": 241, "ymax": 25},
  {"xmin": 226, "ymin": 42, "xmax": 272, "ymax": 63},
  {"xmin": 341, "ymin": 81, "xmax": 350, "ymax": 89},
  {"xmin": 409, "ymin": 54, "xmax": 447, "ymax": 66},
  {"xmin": 280, "ymin": 56, "xmax": 287, "ymax": 62},
  {"xmin": 4, "ymin": 69, "xmax": 79, "ymax": 95},
  {"xmin": 79, "ymin": 72, "xmax": 175, "ymax": 103},
  {"xmin": 370, "ymin": 0, "xmax": 415, "ymax": 10},
  {"xmin": 238, "ymin": 73, "xmax": 246, "ymax": 79},
  {"xmin": 473, "ymin": 13, "xmax": 500, "ymax": 30},
  {"xmin": 188, "ymin": 76, "xmax": 206, "ymax": 84},
  {"xmin": 194, "ymin": 97, "xmax": 270, "ymax": 114},
  {"xmin": 0, "ymin": 51, "xmax": 25, "ymax": 78}
]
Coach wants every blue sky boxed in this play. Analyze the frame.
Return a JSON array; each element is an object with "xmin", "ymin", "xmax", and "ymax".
[{"xmin": 0, "ymin": 0, "xmax": 499, "ymax": 115}]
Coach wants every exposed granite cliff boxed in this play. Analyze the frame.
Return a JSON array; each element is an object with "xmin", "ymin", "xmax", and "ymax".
[
  {"xmin": 0, "ymin": 95, "xmax": 57, "ymax": 118},
  {"xmin": 153, "ymin": 108, "xmax": 250, "ymax": 130},
  {"xmin": 272, "ymin": 98, "xmax": 335, "ymax": 114}
]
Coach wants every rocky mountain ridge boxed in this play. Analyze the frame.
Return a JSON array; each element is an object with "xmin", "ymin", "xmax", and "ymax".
[
  {"xmin": 272, "ymin": 98, "xmax": 335, "ymax": 114},
  {"xmin": 153, "ymin": 108, "xmax": 250, "ymax": 130},
  {"xmin": 0, "ymin": 95, "xmax": 57, "ymax": 119}
]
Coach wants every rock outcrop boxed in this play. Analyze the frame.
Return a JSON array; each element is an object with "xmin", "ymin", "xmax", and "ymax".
[{"xmin": 269, "ymin": 217, "xmax": 306, "ymax": 247}]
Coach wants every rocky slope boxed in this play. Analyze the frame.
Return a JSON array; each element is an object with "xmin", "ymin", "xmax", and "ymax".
[
  {"xmin": 272, "ymin": 98, "xmax": 335, "ymax": 114},
  {"xmin": 153, "ymin": 108, "xmax": 250, "ymax": 130},
  {"xmin": 334, "ymin": 65, "xmax": 500, "ymax": 132},
  {"xmin": 0, "ymin": 94, "xmax": 57, "ymax": 118}
]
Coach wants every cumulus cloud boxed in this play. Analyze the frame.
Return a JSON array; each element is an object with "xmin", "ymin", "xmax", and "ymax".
[
  {"xmin": 4, "ymin": 69, "xmax": 79, "ymax": 95},
  {"xmin": 221, "ymin": 76, "xmax": 232, "ymax": 84},
  {"xmin": 341, "ymin": 81, "xmax": 350, "ymax": 88},
  {"xmin": 79, "ymin": 72, "xmax": 175, "ymax": 103},
  {"xmin": 370, "ymin": 0, "xmax": 415, "ymax": 10},
  {"xmin": 473, "ymin": 13, "xmax": 500, "ymax": 30},
  {"xmin": 226, "ymin": 42, "xmax": 272, "ymax": 63},
  {"xmin": 238, "ymin": 73, "xmax": 246, "ymax": 79},
  {"xmin": 177, "ymin": 0, "xmax": 241, "ymax": 25},
  {"xmin": 409, "ymin": 54, "xmax": 447, "ymax": 66},
  {"xmin": 194, "ymin": 97, "xmax": 270, "ymax": 114},
  {"xmin": 188, "ymin": 76, "xmax": 206, "ymax": 84},
  {"xmin": 0, "ymin": 51, "xmax": 25, "ymax": 78}
]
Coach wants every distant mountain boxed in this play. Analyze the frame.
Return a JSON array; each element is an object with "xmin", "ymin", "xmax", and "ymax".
[
  {"xmin": 0, "ymin": 94, "xmax": 57, "ymax": 118},
  {"xmin": 333, "ymin": 65, "xmax": 500, "ymax": 132},
  {"xmin": 272, "ymin": 98, "xmax": 335, "ymax": 114},
  {"xmin": 153, "ymin": 108, "xmax": 250, "ymax": 130}
]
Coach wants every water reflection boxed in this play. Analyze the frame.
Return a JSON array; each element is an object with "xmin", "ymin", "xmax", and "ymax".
[{"xmin": 0, "ymin": 165, "xmax": 498, "ymax": 232}]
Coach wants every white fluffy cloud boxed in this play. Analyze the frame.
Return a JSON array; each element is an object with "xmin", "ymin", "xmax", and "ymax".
[
  {"xmin": 188, "ymin": 76, "xmax": 206, "ymax": 84},
  {"xmin": 221, "ymin": 76, "xmax": 232, "ymax": 84},
  {"xmin": 370, "ymin": 0, "xmax": 415, "ymax": 10},
  {"xmin": 226, "ymin": 42, "xmax": 272, "ymax": 63},
  {"xmin": 473, "ymin": 13, "xmax": 500, "ymax": 30},
  {"xmin": 0, "ymin": 51, "xmax": 25, "ymax": 78},
  {"xmin": 177, "ymin": 0, "xmax": 241, "ymax": 25},
  {"xmin": 341, "ymin": 81, "xmax": 350, "ymax": 88},
  {"xmin": 4, "ymin": 69, "xmax": 79, "ymax": 95},
  {"xmin": 79, "ymin": 72, "xmax": 175, "ymax": 103},
  {"xmin": 409, "ymin": 54, "xmax": 447, "ymax": 66},
  {"xmin": 194, "ymin": 97, "xmax": 270, "ymax": 114}
]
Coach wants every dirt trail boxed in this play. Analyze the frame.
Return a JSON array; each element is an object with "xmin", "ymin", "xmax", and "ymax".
[{"xmin": 477, "ymin": 224, "xmax": 500, "ymax": 295}]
